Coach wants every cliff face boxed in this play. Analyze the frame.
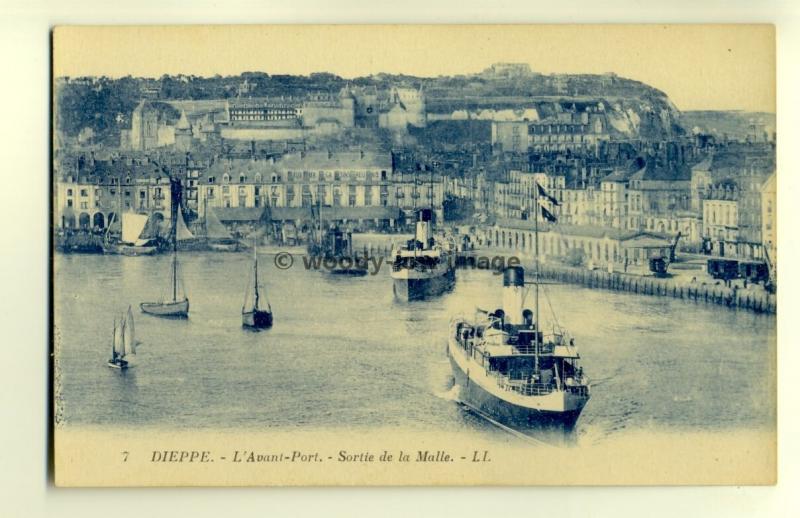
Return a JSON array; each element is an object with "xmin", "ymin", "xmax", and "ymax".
[
  {"xmin": 424, "ymin": 74, "xmax": 684, "ymax": 140},
  {"xmin": 56, "ymin": 71, "xmax": 685, "ymax": 145}
]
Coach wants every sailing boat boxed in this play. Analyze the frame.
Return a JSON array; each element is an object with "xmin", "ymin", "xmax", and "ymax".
[
  {"xmin": 242, "ymin": 237, "xmax": 273, "ymax": 329},
  {"xmin": 140, "ymin": 220, "xmax": 189, "ymax": 318},
  {"xmin": 108, "ymin": 211, "xmax": 158, "ymax": 256},
  {"xmin": 205, "ymin": 202, "xmax": 238, "ymax": 252},
  {"xmin": 108, "ymin": 306, "xmax": 136, "ymax": 369}
]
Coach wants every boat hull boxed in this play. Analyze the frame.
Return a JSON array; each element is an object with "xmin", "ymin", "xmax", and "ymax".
[
  {"xmin": 210, "ymin": 242, "xmax": 239, "ymax": 252},
  {"xmin": 140, "ymin": 299, "xmax": 189, "ymax": 318},
  {"xmin": 107, "ymin": 359, "xmax": 129, "ymax": 370},
  {"xmin": 242, "ymin": 309, "xmax": 273, "ymax": 329},
  {"xmin": 447, "ymin": 342, "xmax": 585, "ymax": 430},
  {"xmin": 108, "ymin": 244, "xmax": 158, "ymax": 256},
  {"xmin": 326, "ymin": 267, "xmax": 368, "ymax": 276},
  {"xmin": 392, "ymin": 269, "xmax": 455, "ymax": 301}
]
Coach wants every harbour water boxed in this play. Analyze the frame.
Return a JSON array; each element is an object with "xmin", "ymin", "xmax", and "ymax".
[{"xmin": 54, "ymin": 251, "xmax": 776, "ymax": 445}]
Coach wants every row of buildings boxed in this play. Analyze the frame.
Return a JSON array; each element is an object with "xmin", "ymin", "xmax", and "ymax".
[
  {"xmin": 121, "ymin": 85, "xmax": 428, "ymax": 151},
  {"xmin": 54, "ymin": 150, "xmax": 444, "ymax": 234},
  {"xmin": 55, "ymin": 138, "xmax": 776, "ymax": 268},
  {"xmin": 447, "ymin": 141, "xmax": 776, "ymax": 264}
]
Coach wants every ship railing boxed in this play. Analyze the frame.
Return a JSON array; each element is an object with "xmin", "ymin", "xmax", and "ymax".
[
  {"xmin": 492, "ymin": 373, "xmax": 555, "ymax": 397},
  {"xmin": 508, "ymin": 343, "xmax": 556, "ymax": 355}
]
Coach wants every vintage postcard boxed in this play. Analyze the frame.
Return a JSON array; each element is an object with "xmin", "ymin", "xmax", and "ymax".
[{"xmin": 52, "ymin": 25, "xmax": 776, "ymax": 486}]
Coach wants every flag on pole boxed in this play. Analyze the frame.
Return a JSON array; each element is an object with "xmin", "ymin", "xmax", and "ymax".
[
  {"xmin": 536, "ymin": 182, "xmax": 560, "ymax": 206},
  {"xmin": 541, "ymin": 206, "xmax": 558, "ymax": 223}
]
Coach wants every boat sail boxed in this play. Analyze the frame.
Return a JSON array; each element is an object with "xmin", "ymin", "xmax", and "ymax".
[
  {"xmin": 140, "ymin": 218, "xmax": 190, "ymax": 318},
  {"xmin": 121, "ymin": 212, "xmax": 149, "ymax": 244},
  {"xmin": 205, "ymin": 203, "xmax": 238, "ymax": 251},
  {"xmin": 108, "ymin": 306, "xmax": 136, "ymax": 369},
  {"xmin": 175, "ymin": 208, "xmax": 195, "ymax": 242},
  {"xmin": 110, "ymin": 211, "xmax": 158, "ymax": 256},
  {"xmin": 242, "ymin": 238, "xmax": 273, "ymax": 329}
]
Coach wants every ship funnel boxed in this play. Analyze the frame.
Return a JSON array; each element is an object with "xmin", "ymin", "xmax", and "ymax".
[
  {"xmin": 502, "ymin": 266, "xmax": 525, "ymax": 326},
  {"xmin": 415, "ymin": 208, "xmax": 433, "ymax": 250}
]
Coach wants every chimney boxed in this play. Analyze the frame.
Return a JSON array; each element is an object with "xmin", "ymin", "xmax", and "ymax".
[{"xmin": 502, "ymin": 266, "xmax": 525, "ymax": 326}]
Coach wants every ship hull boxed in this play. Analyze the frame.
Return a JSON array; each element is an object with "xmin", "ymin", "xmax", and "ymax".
[
  {"xmin": 392, "ymin": 269, "xmax": 455, "ymax": 301},
  {"xmin": 105, "ymin": 244, "xmax": 158, "ymax": 256},
  {"xmin": 448, "ymin": 343, "xmax": 585, "ymax": 430},
  {"xmin": 210, "ymin": 242, "xmax": 239, "ymax": 252},
  {"xmin": 140, "ymin": 299, "xmax": 189, "ymax": 318},
  {"xmin": 327, "ymin": 269, "xmax": 368, "ymax": 276},
  {"xmin": 242, "ymin": 309, "xmax": 273, "ymax": 329}
]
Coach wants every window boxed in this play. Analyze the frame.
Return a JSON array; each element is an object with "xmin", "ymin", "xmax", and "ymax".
[
  {"xmin": 208, "ymin": 176, "xmax": 216, "ymax": 183},
  {"xmin": 80, "ymin": 189, "xmax": 87, "ymax": 197},
  {"xmin": 80, "ymin": 202, "xmax": 88, "ymax": 209},
  {"xmin": 208, "ymin": 187, "xmax": 215, "ymax": 198},
  {"xmin": 67, "ymin": 199, "xmax": 73, "ymax": 208},
  {"xmin": 222, "ymin": 186, "xmax": 230, "ymax": 194},
  {"xmin": 66, "ymin": 189, "xmax": 73, "ymax": 196}
]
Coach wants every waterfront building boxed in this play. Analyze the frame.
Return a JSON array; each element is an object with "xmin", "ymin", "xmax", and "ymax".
[
  {"xmin": 194, "ymin": 150, "xmax": 438, "ymax": 229},
  {"xmin": 488, "ymin": 218, "xmax": 673, "ymax": 267},
  {"xmin": 760, "ymin": 172, "xmax": 776, "ymax": 266},
  {"xmin": 702, "ymin": 180, "xmax": 739, "ymax": 257},
  {"xmin": 54, "ymin": 157, "xmax": 172, "ymax": 230},
  {"xmin": 598, "ymin": 168, "xmax": 631, "ymax": 229}
]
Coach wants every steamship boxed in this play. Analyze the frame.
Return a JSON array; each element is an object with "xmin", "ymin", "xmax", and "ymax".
[
  {"xmin": 448, "ymin": 265, "xmax": 590, "ymax": 430},
  {"xmin": 391, "ymin": 208, "xmax": 455, "ymax": 301},
  {"xmin": 447, "ymin": 181, "xmax": 591, "ymax": 430}
]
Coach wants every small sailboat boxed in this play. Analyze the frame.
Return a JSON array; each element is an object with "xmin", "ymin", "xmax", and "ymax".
[
  {"xmin": 140, "ymin": 231, "xmax": 189, "ymax": 318},
  {"xmin": 242, "ymin": 238, "xmax": 273, "ymax": 329},
  {"xmin": 108, "ymin": 306, "xmax": 136, "ymax": 369},
  {"xmin": 206, "ymin": 204, "xmax": 239, "ymax": 252},
  {"xmin": 108, "ymin": 211, "xmax": 159, "ymax": 256}
]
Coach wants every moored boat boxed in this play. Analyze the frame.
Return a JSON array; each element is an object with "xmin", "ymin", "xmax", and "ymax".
[
  {"xmin": 105, "ymin": 211, "xmax": 160, "ymax": 255},
  {"xmin": 205, "ymin": 204, "xmax": 240, "ymax": 252},
  {"xmin": 306, "ymin": 201, "xmax": 370, "ymax": 276}
]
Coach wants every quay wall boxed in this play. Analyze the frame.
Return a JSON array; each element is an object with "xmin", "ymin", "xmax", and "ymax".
[
  {"xmin": 532, "ymin": 263, "xmax": 776, "ymax": 315},
  {"xmin": 462, "ymin": 244, "xmax": 776, "ymax": 315}
]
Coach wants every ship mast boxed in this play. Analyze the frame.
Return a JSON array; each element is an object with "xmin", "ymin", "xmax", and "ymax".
[
  {"xmin": 253, "ymin": 236, "xmax": 260, "ymax": 310},
  {"xmin": 534, "ymin": 186, "xmax": 540, "ymax": 373}
]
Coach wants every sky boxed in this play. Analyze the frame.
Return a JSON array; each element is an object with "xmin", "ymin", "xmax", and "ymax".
[{"xmin": 53, "ymin": 25, "xmax": 775, "ymax": 113}]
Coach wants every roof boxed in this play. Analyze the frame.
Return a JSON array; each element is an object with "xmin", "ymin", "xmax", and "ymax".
[
  {"xmin": 215, "ymin": 207, "xmax": 266, "ymax": 222},
  {"xmin": 269, "ymin": 206, "xmax": 402, "ymax": 221},
  {"xmin": 620, "ymin": 234, "xmax": 674, "ymax": 249},
  {"xmin": 600, "ymin": 168, "xmax": 633, "ymax": 183},
  {"xmin": 175, "ymin": 110, "xmax": 191, "ymax": 130},
  {"xmin": 277, "ymin": 151, "xmax": 392, "ymax": 171},
  {"xmin": 58, "ymin": 158, "xmax": 171, "ymax": 183},
  {"xmin": 495, "ymin": 219, "xmax": 652, "ymax": 241}
]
